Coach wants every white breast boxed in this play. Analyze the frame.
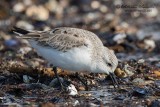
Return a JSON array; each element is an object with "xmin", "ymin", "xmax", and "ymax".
[{"xmin": 28, "ymin": 40, "xmax": 92, "ymax": 72}]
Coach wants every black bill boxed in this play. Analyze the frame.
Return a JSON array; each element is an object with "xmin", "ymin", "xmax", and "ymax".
[{"xmin": 109, "ymin": 72, "xmax": 120, "ymax": 88}]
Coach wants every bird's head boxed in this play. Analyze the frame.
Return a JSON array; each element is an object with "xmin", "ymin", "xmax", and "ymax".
[
  {"xmin": 103, "ymin": 47, "xmax": 118, "ymax": 73},
  {"xmin": 97, "ymin": 47, "xmax": 119, "ymax": 87}
]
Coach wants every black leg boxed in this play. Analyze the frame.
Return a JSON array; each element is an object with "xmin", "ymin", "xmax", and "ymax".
[
  {"xmin": 75, "ymin": 72, "xmax": 89, "ymax": 91},
  {"xmin": 53, "ymin": 67, "xmax": 65, "ymax": 90},
  {"xmin": 109, "ymin": 72, "xmax": 120, "ymax": 89}
]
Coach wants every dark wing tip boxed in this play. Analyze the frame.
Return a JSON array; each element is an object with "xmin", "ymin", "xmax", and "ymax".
[{"xmin": 12, "ymin": 26, "xmax": 30, "ymax": 35}]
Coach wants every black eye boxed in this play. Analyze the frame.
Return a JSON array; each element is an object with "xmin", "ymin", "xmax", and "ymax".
[
  {"xmin": 52, "ymin": 29, "xmax": 59, "ymax": 33},
  {"xmin": 107, "ymin": 63, "xmax": 112, "ymax": 67}
]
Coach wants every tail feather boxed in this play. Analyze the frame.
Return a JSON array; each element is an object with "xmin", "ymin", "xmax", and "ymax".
[
  {"xmin": 12, "ymin": 26, "xmax": 30, "ymax": 35},
  {"xmin": 12, "ymin": 26, "xmax": 41, "ymax": 39}
]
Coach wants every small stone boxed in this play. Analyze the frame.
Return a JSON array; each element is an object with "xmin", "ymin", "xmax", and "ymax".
[
  {"xmin": 109, "ymin": 85, "xmax": 114, "ymax": 88},
  {"xmin": 132, "ymin": 11, "xmax": 140, "ymax": 18},
  {"xmin": 132, "ymin": 78, "xmax": 145, "ymax": 86},
  {"xmin": 144, "ymin": 39, "xmax": 156, "ymax": 51},
  {"xmin": 13, "ymin": 2, "xmax": 25, "ymax": 12},
  {"xmin": 4, "ymin": 39, "xmax": 18, "ymax": 47},
  {"xmin": 145, "ymin": 99, "xmax": 152, "ymax": 106},
  {"xmin": 45, "ymin": 0, "xmax": 58, "ymax": 12},
  {"xmin": 78, "ymin": 86, "xmax": 85, "ymax": 91},
  {"xmin": 91, "ymin": 1, "xmax": 100, "ymax": 9},
  {"xmin": 23, "ymin": 75, "xmax": 33, "ymax": 83},
  {"xmin": 113, "ymin": 33, "xmax": 126, "ymax": 44},
  {"xmin": 105, "ymin": 13, "xmax": 114, "ymax": 21},
  {"xmin": 115, "ymin": 68, "xmax": 127, "ymax": 77},
  {"xmin": 99, "ymin": 5, "xmax": 108, "ymax": 13},
  {"xmin": 18, "ymin": 47, "xmax": 32, "ymax": 54},
  {"xmin": 16, "ymin": 20, "xmax": 34, "ymax": 30},
  {"xmin": 138, "ymin": 59, "xmax": 145, "ymax": 64},
  {"xmin": 67, "ymin": 84, "xmax": 78, "ymax": 96},
  {"xmin": 145, "ymin": 8, "xmax": 158, "ymax": 18},
  {"xmin": 72, "ymin": 100, "xmax": 80, "ymax": 106},
  {"xmin": 26, "ymin": 5, "xmax": 49, "ymax": 21},
  {"xmin": 133, "ymin": 87, "xmax": 149, "ymax": 97},
  {"xmin": 153, "ymin": 70, "xmax": 160, "ymax": 77},
  {"xmin": 124, "ymin": 64, "xmax": 135, "ymax": 76}
]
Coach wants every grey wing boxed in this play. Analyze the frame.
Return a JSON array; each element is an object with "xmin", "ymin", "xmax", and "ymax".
[{"xmin": 37, "ymin": 28, "xmax": 88, "ymax": 52}]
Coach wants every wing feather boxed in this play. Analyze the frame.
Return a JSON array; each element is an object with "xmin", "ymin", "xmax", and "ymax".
[
  {"xmin": 39, "ymin": 28, "xmax": 87, "ymax": 51},
  {"xmin": 12, "ymin": 27, "xmax": 89, "ymax": 52}
]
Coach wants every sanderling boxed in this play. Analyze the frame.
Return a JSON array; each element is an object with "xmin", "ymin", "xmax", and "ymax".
[{"xmin": 12, "ymin": 27, "xmax": 119, "ymax": 89}]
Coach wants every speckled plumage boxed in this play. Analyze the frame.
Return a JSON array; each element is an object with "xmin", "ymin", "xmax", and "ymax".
[{"xmin": 13, "ymin": 27, "xmax": 118, "ymax": 75}]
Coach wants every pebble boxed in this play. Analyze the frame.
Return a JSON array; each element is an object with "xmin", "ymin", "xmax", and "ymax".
[
  {"xmin": 26, "ymin": 5, "xmax": 49, "ymax": 21},
  {"xmin": 23, "ymin": 75, "xmax": 33, "ymax": 83},
  {"xmin": 99, "ymin": 5, "xmax": 108, "ymax": 13},
  {"xmin": 67, "ymin": 84, "xmax": 78, "ymax": 96},
  {"xmin": 133, "ymin": 87, "xmax": 149, "ymax": 97},
  {"xmin": 115, "ymin": 68, "xmax": 127, "ymax": 77},
  {"xmin": 91, "ymin": 1, "xmax": 100, "ymax": 9},
  {"xmin": 4, "ymin": 39, "xmax": 18, "ymax": 47},
  {"xmin": 145, "ymin": 8, "xmax": 158, "ymax": 18},
  {"xmin": 138, "ymin": 59, "xmax": 145, "ymax": 64},
  {"xmin": 78, "ymin": 86, "xmax": 85, "ymax": 91},
  {"xmin": 16, "ymin": 20, "xmax": 34, "ymax": 30},
  {"xmin": 124, "ymin": 64, "xmax": 135, "ymax": 76},
  {"xmin": 132, "ymin": 78, "xmax": 145, "ymax": 86},
  {"xmin": 13, "ymin": 2, "xmax": 25, "ymax": 12},
  {"xmin": 144, "ymin": 39, "xmax": 156, "ymax": 50},
  {"xmin": 113, "ymin": 33, "xmax": 126, "ymax": 44},
  {"xmin": 72, "ymin": 100, "xmax": 80, "ymax": 106},
  {"xmin": 145, "ymin": 99, "xmax": 152, "ymax": 106},
  {"xmin": 18, "ymin": 47, "xmax": 32, "ymax": 54},
  {"xmin": 105, "ymin": 13, "xmax": 114, "ymax": 21},
  {"xmin": 45, "ymin": 0, "xmax": 58, "ymax": 12}
]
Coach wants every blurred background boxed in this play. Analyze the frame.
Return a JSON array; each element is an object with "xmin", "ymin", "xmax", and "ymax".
[
  {"xmin": 0, "ymin": 0, "xmax": 160, "ymax": 106},
  {"xmin": 0, "ymin": 0, "xmax": 160, "ymax": 53}
]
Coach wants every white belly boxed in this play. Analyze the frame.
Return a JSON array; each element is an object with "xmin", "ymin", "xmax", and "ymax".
[{"xmin": 29, "ymin": 40, "xmax": 92, "ymax": 72}]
